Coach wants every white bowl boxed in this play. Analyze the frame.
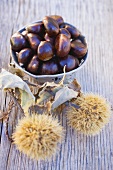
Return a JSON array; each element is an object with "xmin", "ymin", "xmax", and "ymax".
[{"xmin": 10, "ymin": 22, "xmax": 88, "ymax": 83}]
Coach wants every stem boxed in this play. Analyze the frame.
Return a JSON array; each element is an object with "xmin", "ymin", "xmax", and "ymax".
[
  {"xmin": 5, "ymin": 116, "xmax": 13, "ymax": 142},
  {"xmin": 7, "ymin": 90, "xmax": 24, "ymax": 116},
  {"xmin": 5, "ymin": 100, "xmax": 14, "ymax": 142},
  {"xmin": 23, "ymin": 80, "xmax": 40, "ymax": 87}
]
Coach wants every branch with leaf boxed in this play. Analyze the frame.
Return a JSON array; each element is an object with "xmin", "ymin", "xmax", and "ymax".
[
  {"xmin": 0, "ymin": 66, "xmax": 111, "ymax": 161},
  {"xmin": 0, "ymin": 68, "xmax": 81, "ymax": 116}
]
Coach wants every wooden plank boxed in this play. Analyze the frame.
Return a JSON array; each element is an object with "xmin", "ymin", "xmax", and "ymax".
[{"xmin": 0, "ymin": 0, "xmax": 113, "ymax": 169}]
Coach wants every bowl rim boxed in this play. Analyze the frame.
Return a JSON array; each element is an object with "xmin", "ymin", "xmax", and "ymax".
[{"xmin": 10, "ymin": 21, "xmax": 88, "ymax": 79}]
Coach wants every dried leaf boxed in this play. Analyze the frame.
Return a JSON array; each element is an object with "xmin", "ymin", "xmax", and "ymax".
[
  {"xmin": 36, "ymin": 86, "xmax": 62, "ymax": 105},
  {"xmin": 0, "ymin": 69, "xmax": 32, "ymax": 95},
  {"xmin": 0, "ymin": 69, "xmax": 35, "ymax": 114},
  {"xmin": 46, "ymin": 101, "xmax": 52, "ymax": 112},
  {"xmin": 68, "ymin": 79, "xmax": 81, "ymax": 92},
  {"xmin": 36, "ymin": 77, "xmax": 80, "ymax": 110},
  {"xmin": 15, "ymin": 88, "xmax": 21, "ymax": 104},
  {"xmin": 19, "ymin": 89, "xmax": 35, "ymax": 115},
  {"xmin": 34, "ymin": 84, "xmax": 50, "ymax": 102},
  {"xmin": 52, "ymin": 86, "xmax": 78, "ymax": 110},
  {"xmin": 34, "ymin": 81, "xmax": 61, "ymax": 101},
  {"xmin": 34, "ymin": 67, "xmax": 66, "ymax": 102}
]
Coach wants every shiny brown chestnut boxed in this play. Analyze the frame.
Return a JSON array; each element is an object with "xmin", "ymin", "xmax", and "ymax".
[
  {"xmin": 49, "ymin": 15, "xmax": 64, "ymax": 25},
  {"xmin": 40, "ymin": 59, "xmax": 59, "ymax": 75},
  {"xmin": 77, "ymin": 34, "xmax": 87, "ymax": 46},
  {"xmin": 55, "ymin": 34, "xmax": 71, "ymax": 58},
  {"xmin": 62, "ymin": 24, "xmax": 80, "ymax": 38},
  {"xmin": 59, "ymin": 28, "xmax": 71, "ymax": 39},
  {"xmin": 44, "ymin": 33, "xmax": 55, "ymax": 44},
  {"xmin": 27, "ymin": 33, "xmax": 42, "ymax": 51},
  {"xmin": 43, "ymin": 16, "xmax": 59, "ymax": 37},
  {"xmin": 27, "ymin": 55, "xmax": 40, "ymax": 74},
  {"xmin": 18, "ymin": 48, "xmax": 33, "ymax": 65},
  {"xmin": 26, "ymin": 22, "xmax": 45, "ymax": 36},
  {"xmin": 59, "ymin": 23, "xmax": 66, "ymax": 28},
  {"xmin": 58, "ymin": 55, "xmax": 79, "ymax": 72},
  {"xmin": 21, "ymin": 30, "xmax": 28, "ymax": 40},
  {"xmin": 10, "ymin": 32, "xmax": 28, "ymax": 52},
  {"xmin": 37, "ymin": 41, "xmax": 54, "ymax": 61},
  {"xmin": 71, "ymin": 40, "xmax": 87, "ymax": 58}
]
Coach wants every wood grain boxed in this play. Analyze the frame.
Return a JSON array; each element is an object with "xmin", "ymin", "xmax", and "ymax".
[{"xmin": 0, "ymin": 0, "xmax": 113, "ymax": 169}]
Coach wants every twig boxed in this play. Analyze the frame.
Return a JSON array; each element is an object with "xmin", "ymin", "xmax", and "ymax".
[
  {"xmin": 5, "ymin": 116, "xmax": 13, "ymax": 142},
  {"xmin": 5, "ymin": 100, "xmax": 15, "ymax": 142},
  {"xmin": 7, "ymin": 90, "xmax": 24, "ymax": 116},
  {"xmin": 59, "ymin": 65, "xmax": 66, "ymax": 85},
  {"xmin": 0, "ymin": 111, "xmax": 9, "ymax": 120},
  {"xmin": 23, "ymin": 79, "xmax": 40, "ymax": 87},
  {"xmin": 0, "ymin": 101, "xmax": 14, "ymax": 120}
]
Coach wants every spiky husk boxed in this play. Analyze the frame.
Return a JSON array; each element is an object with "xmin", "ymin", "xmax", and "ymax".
[
  {"xmin": 12, "ymin": 114, "xmax": 64, "ymax": 160},
  {"xmin": 67, "ymin": 93, "xmax": 111, "ymax": 135}
]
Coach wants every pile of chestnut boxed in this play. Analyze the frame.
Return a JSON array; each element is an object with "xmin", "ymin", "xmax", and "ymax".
[{"xmin": 10, "ymin": 15, "xmax": 87, "ymax": 75}]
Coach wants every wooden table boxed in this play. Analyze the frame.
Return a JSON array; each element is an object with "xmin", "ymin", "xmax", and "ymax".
[{"xmin": 0, "ymin": 0, "xmax": 113, "ymax": 169}]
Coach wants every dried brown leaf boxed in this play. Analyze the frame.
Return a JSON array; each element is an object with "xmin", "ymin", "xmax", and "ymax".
[
  {"xmin": 0, "ymin": 69, "xmax": 35, "ymax": 114},
  {"xmin": 19, "ymin": 89, "xmax": 35, "ymax": 115},
  {"xmin": 38, "ymin": 82, "xmax": 60, "ymax": 97},
  {"xmin": 36, "ymin": 86, "xmax": 62, "ymax": 105},
  {"xmin": 68, "ymin": 79, "xmax": 81, "ymax": 92},
  {"xmin": 46, "ymin": 101, "xmax": 52, "ymax": 113},
  {"xmin": 34, "ymin": 81, "xmax": 61, "ymax": 101},
  {"xmin": 52, "ymin": 86, "xmax": 78, "ymax": 110}
]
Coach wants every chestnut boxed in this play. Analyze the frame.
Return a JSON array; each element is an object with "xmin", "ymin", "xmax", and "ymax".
[
  {"xmin": 37, "ymin": 41, "xmax": 53, "ymax": 61},
  {"xmin": 10, "ymin": 32, "xmax": 28, "ymax": 52},
  {"xmin": 18, "ymin": 48, "xmax": 33, "ymax": 66},
  {"xmin": 27, "ymin": 55, "xmax": 40, "ymax": 74},
  {"xmin": 77, "ymin": 34, "xmax": 87, "ymax": 46},
  {"xmin": 43, "ymin": 16, "xmax": 59, "ymax": 37},
  {"xmin": 44, "ymin": 33, "xmax": 55, "ymax": 44},
  {"xmin": 59, "ymin": 23, "xmax": 66, "ymax": 29},
  {"xmin": 59, "ymin": 28, "xmax": 71, "ymax": 39},
  {"xmin": 27, "ymin": 33, "xmax": 42, "ymax": 51},
  {"xmin": 55, "ymin": 34, "xmax": 71, "ymax": 58},
  {"xmin": 40, "ymin": 59, "xmax": 59, "ymax": 75},
  {"xmin": 65, "ymin": 24, "xmax": 80, "ymax": 38},
  {"xmin": 58, "ymin": 55, "xmax": 79, "ymax": 72},
  {"xmin": 49, "ymin": 15, "xmax": 64, "ymax": 25},
  {"xmin": 71, "ymin": 40, "xmax": 87, "ymax": 58},
  {"xmin": 21, "ymin": 30, "xmax": 28, "ymax": 40},
  {"xmin": 26, "ymin": 22, "xmax": 45, "ymax": 37}
]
